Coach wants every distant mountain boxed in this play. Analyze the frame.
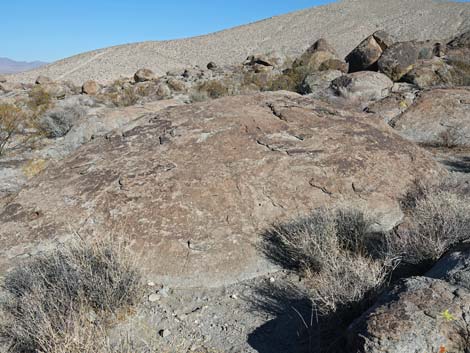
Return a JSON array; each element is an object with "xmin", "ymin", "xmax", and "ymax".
[{"xmin": 0, "ymin": 57, "xmax": 47, "ymax": 74}]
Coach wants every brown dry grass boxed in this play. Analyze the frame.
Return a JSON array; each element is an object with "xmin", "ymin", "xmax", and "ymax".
[
  {"xmin": 390, "ymin": 187, "xmax": 470, "ymax": 265},
  {"xmin": 0, "ymin": 103, "xmax": 24, "ymax": 156},
  {"xmin": 0, "ymin": 236, "xmax": 142, "ymax": 353},
  {"xmin": 264, "ymin": 208, "xmax": 393, "ymax": 315}
]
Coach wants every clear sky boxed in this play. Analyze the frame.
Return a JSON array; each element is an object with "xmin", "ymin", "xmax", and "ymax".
[{"xmin": 1, "ymin": 0, "xmax": 337, "ymax": 63}]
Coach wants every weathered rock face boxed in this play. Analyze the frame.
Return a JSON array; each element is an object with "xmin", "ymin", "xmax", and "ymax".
[
  {"xmin": 445, "ymin": 31, "xmax": 470, "ymax": 87},
  {"xmin": 82, "ymin": 80, "xmax": 100, "ymax": 95},
  {"xmin": 427, "ymin": 248, "xmax": 470, "ymax": 290},
  {"xmin": 318, "ymin": 59, "xmax": 348, "ymax": 73},
  {"xmin": 366, "ymin": 85, "xmax": 418, "ymax": 124},
  {"xmin": 348, "ymin": 276, "xmax": 470, "ymax": 353},
  {"xmin": 305, "ymin": 38, "xmax": 338, "ymax": 57},
  {"xmin": 346, "ymin": 31, "xmax": 395, "ymax": 72},
  {"xmin": 349, "ymin": 248, "xmax": 470, "ymax": 353},
  {"xmin": 394, "ymin": 88, "xmax": 470, "ymax": 147},
  {"xmin": 331, "ymin": 71, "xmax": 393, "ymax": 103},
  {"xmin": 448, "ymin": 30, "xmax": 470, "ymax": 49},
  {"xmin": 300, "ymin": 69, "xmax": 343, "ymax": 95},
  {"xmin": 134, "ymin": 68, "xmax": 156, "ymax": 83},
  {"xmin": 297, "ymin": 39, "xmax": 339, "ymax": 71},
  {"xmin": 35, "ymin": 75, "xmax": 52, "ymax": 85},
  {"xmin": 0, "ymin": 75, "xmax": 6, "ymax": 83},
  {"xmin": 378, "ymin": 42, "xmax": 420, "ymax": 81},
  {"xmin": 402, "ymin": 57, "xmax": 455, "ymax": 89},
  {"xmin": 0, "ymin": 92, "xmax": 444, "ymax": 287},
  {"xmin": 41, "ymin": 82, "xmax": 69, "ymax": 99},
  {"xmin": 244, "ymin": 51, "xmax": 288, "ymax": 70}
]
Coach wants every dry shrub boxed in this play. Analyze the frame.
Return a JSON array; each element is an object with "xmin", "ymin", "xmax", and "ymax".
[
  {"xmin": 0, "ymin": 103, "xmax": 23, "ymax": 156},
  {"xmin": 28, "ymin": 86, "xmax": 52, "ymax": 113},
  {"xmin": 195, "ymin": 80, "xmax": 229, "ymax": 99},
  {"xmin": 438, "ymin": 127, "xmax": 460, "ymax": 149},
  {"xmin": 190, "ymin": 90, "xmax": 210, "ymax": 103},
  {"xmin": 111, "ymin": 86, "xmax": 139, "ymax": 107},
  {"xmin": 389, "ymin": 190, "xmax": 470, "ymax": 265},
  {"xmin": 0, "ymin": 236, "xmax": 142, "ymax": 353},
  {"xmin": 242, "ymin": 71, "xmax": 299, "ymax": 93},
  {"xmin": 97, "ymin": 81, "xmax": 139, "ymax": 107},
  {"xmin": 264, "ymin": 208, "xmax": 392, "ymax": 315},
  {"xmin": 39, "ymin": 104, "xmax": 86, "ymax": 138}
]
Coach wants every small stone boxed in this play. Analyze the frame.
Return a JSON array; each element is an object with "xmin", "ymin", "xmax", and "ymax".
[
  {"xmin": 269, "ymin": 277, "xmax": 275, "ymax": 283},
  {"xmin": 230, "ymin": 293, "xmax": 238, "ymax": 299},
  {"xmin": 159, "ymin": 329, "xmax": 171, "ymax": 338},
  {"xmin": 148, "ymin": 293, "xmax": 161, "ymax": 302},
  {"xmin": 207, "ymin": 61, "xmax": 218, "ymax": 70},
  {"xmin": 86, "ymin": 309, "xmax": 98, "ymax": 323},
  {"xmin": 147, "ymin": 281, "xmax": 156, "ymax": 287},
  {"xmin": 158, "ymin": 286, "xmax": 170, "ymax": 297},
  {"xmin": 156, "ymin": 83, "xmax": 171, "ymax": 98}
]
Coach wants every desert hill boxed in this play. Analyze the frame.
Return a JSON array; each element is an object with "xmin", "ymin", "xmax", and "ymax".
[{"xmin": 8, "ymin": 0, "xmax": 470, "ymax": 84}]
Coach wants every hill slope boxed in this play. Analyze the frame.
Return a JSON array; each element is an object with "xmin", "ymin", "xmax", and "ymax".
[{"xmin": 8, "ymin": 0, "xmax": 470, "ymax": 84}]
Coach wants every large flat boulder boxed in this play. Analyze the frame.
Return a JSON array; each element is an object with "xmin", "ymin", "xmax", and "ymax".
[
  {"xmin": 0, "ymin": 92, "xmax": 444, "ymax": 287},
  {"xmin": 394, "ymin": 88, "xmax": 470, "ymax": 147}
]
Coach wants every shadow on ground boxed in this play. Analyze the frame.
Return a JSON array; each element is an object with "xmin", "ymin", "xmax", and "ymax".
[
  {"xmin": 441, "ymin": 156, "xmax": 470, "ymax": 173},
  {"xmin": 246, "ymin": 282, "xmax": 315, "ymax": 353},
  {"xmin": 246, "ymin": 228, "xmax": 352, "ymax": 353}
]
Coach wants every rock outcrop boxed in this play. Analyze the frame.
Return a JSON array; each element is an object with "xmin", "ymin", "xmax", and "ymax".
[
  {"xmin": 134, "ymin": 68, "xmax": 156, "ymax": 83},
  {"xmin": 82, "ymin": 80, "xmax": 100, "ymax": 95},
  {"xmin": 349, "ymin": 248, "xmax": 470, "ymax": 353},
  {"xmin": 331, "ymin": 71, "xmax": 393, "ymax": 103},
  {"xmin": 346, "ymin": 31, "xmax": 395, "ymax": 72},
  {"xmin": 0, "ymin": 92, "xmax": 444, "ymax": 288},
  {"xmin": 393, "ymin": 88, "xmax": 470, "ymax": 147}
]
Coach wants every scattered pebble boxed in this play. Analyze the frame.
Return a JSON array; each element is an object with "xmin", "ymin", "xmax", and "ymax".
[
  {"xmin": 230, "ymin": 294, "xmax": 238, "ymax": 299},
  {"xmin": 158, "ymin": 286, "xmax": 171, "ymax": 297},
  {"xmin": 269, "ymin": 277, "xmax": 275, "ymax": 283},
  {"xmin": 159, "ymin": 329, "xmax": 171, "ymax": 338},
  {"xmin": 147, "ymin": 281, "xmax": 156, "ymax": 287},
  {"xmin": 148, "ymin": 293, "xmax": 161, "ymax": 302}
]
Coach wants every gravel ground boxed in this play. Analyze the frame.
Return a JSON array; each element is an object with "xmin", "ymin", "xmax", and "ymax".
[
  {"xmin": 8, "ymin": 0, "xmax": 470, "ymax": 85},
  {"xmin": 110, "ymin": 271, "xmax": 313, "ymax": 353}
]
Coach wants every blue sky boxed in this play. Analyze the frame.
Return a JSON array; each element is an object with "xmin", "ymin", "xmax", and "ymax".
[{"xmin": 1, "ymin": 0, "xmax": 335, "ymax": 62}]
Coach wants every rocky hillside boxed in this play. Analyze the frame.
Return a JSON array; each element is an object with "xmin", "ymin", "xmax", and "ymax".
[
  {"xmin": 7, "ymin": 0, "xmax": 470, "ymax": 84},
  {"xmin": 2, "ymin": 12, "xmax": 470, "ymax": 353}
]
